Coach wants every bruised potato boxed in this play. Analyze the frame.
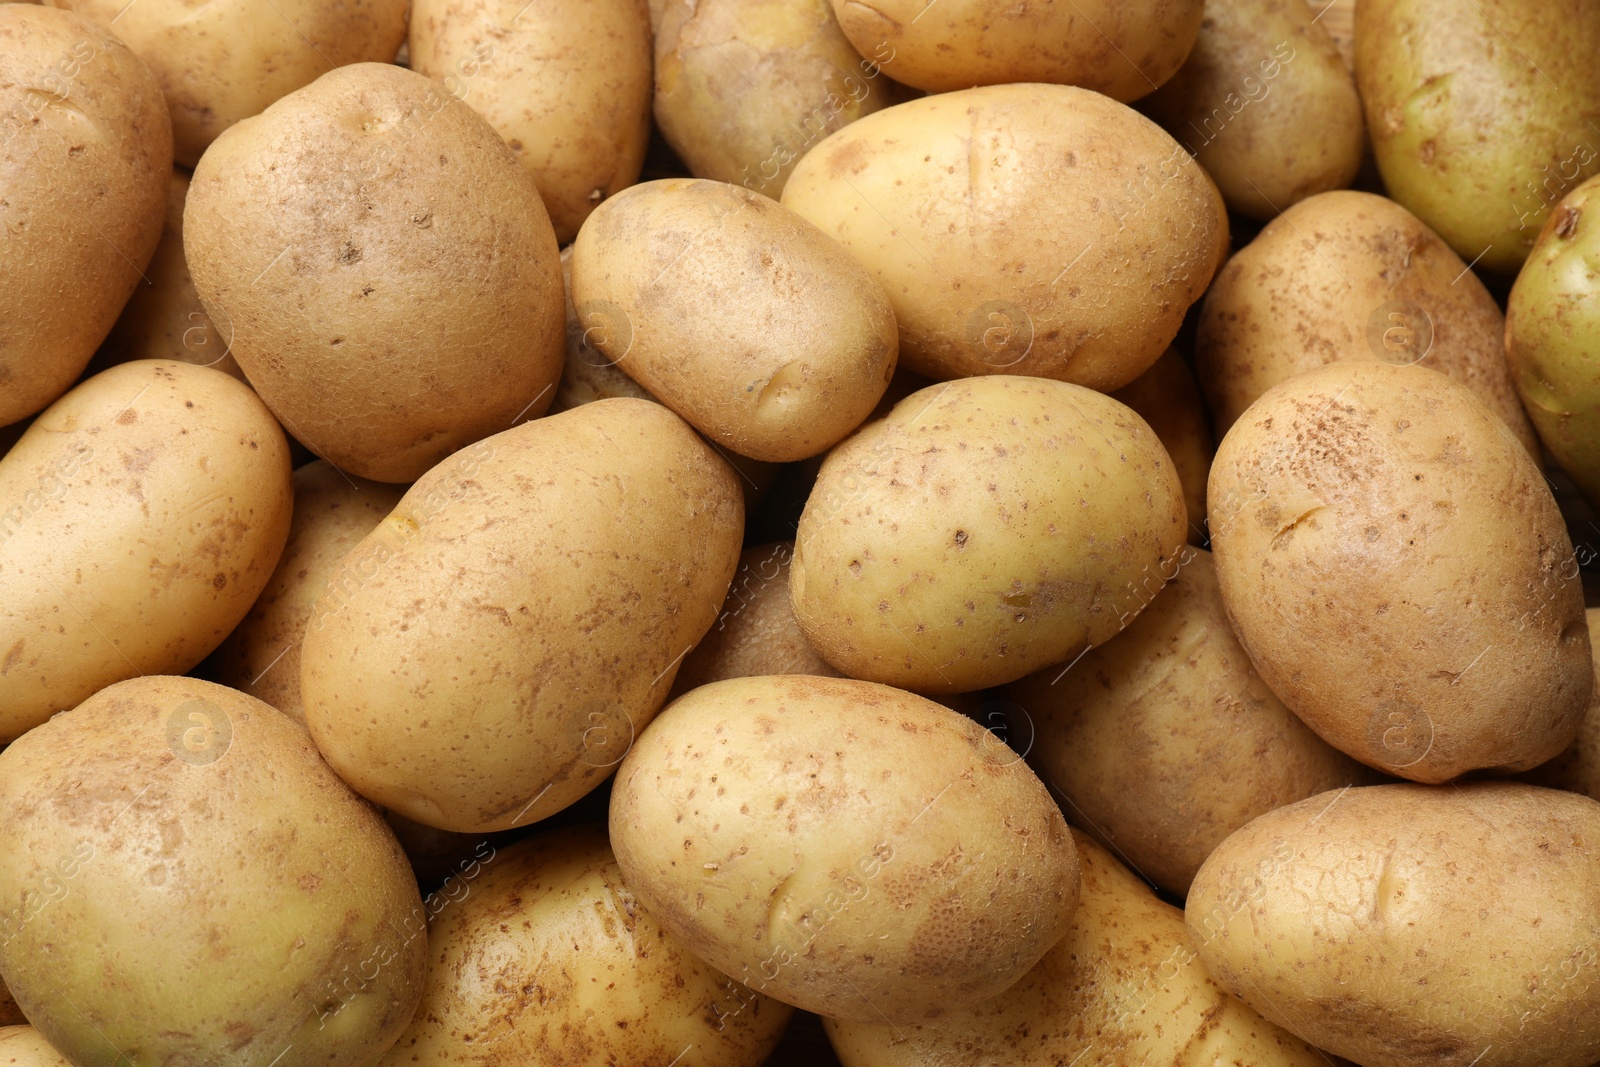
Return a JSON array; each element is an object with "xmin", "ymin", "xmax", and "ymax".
[{"xmin": 1110, "ymin": 348, "xmax": 1214, "ymax": 544}]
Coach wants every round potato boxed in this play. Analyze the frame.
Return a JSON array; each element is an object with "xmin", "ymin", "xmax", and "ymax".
[
  {"xmin": 0, "ymin": 676, "xmax": 426, "ymax": 1067},
  {"xmin": 0, "ymin": 1029, "xmax": 67, "ymax": 1066},
  {"xmin": 792, "ymin": 376, "xmax": 1187, "ymax": 693},
  {"xmin": 1187, "ymin": 783, "xmax": 1600, "ymax": 1067},
  {"xmin": 0, "ymin": 360, "xmax": 292, "ymax": 743},
  {"xmin": 781, "ymin": 84, "xmax": 1228, "ymax": 390},
  {"xmin": 185, "ymin": 62, "xmax": 565, "ymax": 483},
  {"xmin": 1520, "ymin": 607, "xmax": 1600, "ymax": 800},
  {"xmin": 0, "ymin": 5, "xmax": 170, "ymax": 428},
  {"xmin": 1110, "ymin": 348, "xmax": 1214, "ymax": 545},
  {"xmin": 609, "ymin": 675, "xmax": 1079, "ymax": 1025},
  {"xmin": 1209, "ymin": 360, "xmax": 1591, "ymax": 782}
]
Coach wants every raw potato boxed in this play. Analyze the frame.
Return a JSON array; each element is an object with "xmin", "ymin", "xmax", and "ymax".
[
  {"xmin": 1520, "ymin": 607, "xmax": 1600, "ymax": 800},
  {"xmin": 205, "ymin": 461, "xmax": 404, "ymax": 723},
  {"xmin": 409, "ymin": 0, "xmax": 651, "ymax": 244},
  {"xmin": 0, "ymin": 676, "xmax": 426, "ymax": 1067},
  {"xmin": 185, "ymin": 62, "xmax": 565, "ymax": 483},
  {"xmin": 1187, "ymin": 783, "xmax": 1600, "ymax": 1067},
  {"xmin": 609, "ymin": 675, "xmax": 1080, "ymax": 1025},
  {"xmin": 376, "ymin": 826, "xmax": 792, "ymax": 1067},
  {"xmin": 654, "ymin": 0, "xmax": 895, "ymax": 199},
  {"xmin": 1197, "ymin": 190, "xmax": 1539, "ymax": 455},
  {"xmin": 826, "ymin": 0, "xmax": 1203, "ymax": 99},
  {"xmin": 792, "ymin": 376, "xmax": 1187, "ymax": 693},
  {"xmin": 0, "ymin": 6, "xmax": 170, "ymax": 428},
  {"xmin": 0, "ymin": 360, "xmax": 292, "ymax": 743},
  {"xmin": 301, "ymin": 399, "xmax": 743, "ymax": 833},
  {"xmin": 1142, "ymin": 0, "xmax": 1363, "ymax": 220},
  {"xmin": 1110, "ymin": 349, "xmax": 1214, "ymax": 545},
  {"xmin": 0, "ymin": 1029, "xmax": 67, "ymax": 1066},
  {"xmin": 826, "ymin": 830, "xmax": 1333, "ymax": 1067},
  {"xmin": 1208, "ymin": 360, "xmax": 1591, "ymax": 782},
  {"xmin": 1307, "ymin": 0, "xmax": 1354, "ymax": 69},
  {"xmin": 46, "ymin": 0, "xmax": 408, "ymax": 166},
  {"xmin": 572, "ymin": 179, "xmax": 897, "ymax": 462},
  {"xmin": 1002, "ymin": 550, "xmax": 1375, "ymax": 895},
  {"xmin": 781, "ymin": 84, "xmax": 1228, "ymax": 390}
]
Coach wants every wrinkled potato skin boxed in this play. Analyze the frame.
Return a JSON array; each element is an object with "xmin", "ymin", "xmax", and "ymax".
[
  {"xmin": 0, "ymin": 360, "xmax": 292, "ymax": 743},
  {"xmin": 1003, "ymin": 550, "xmax": 1375, "ymax": 896},
  {"xmin": 827, "ymin": 831, "xmax": 1332, "ymax": 1067},
  {"xmin": 0, "ymin": 677, "xmax": 426, "ymax": 1067},
  {"xmin": 301, "ymin": 400, "xmax": 743, "ymax": 834},
  {"xmin": 0, "ymin": 1028, "xmax": 67, "ymax": 1066},
  {"xmin": 377, "ymin": 827, "xmax": 792, "ymax": 1067},
  {"xmin": 185, "ymin": 63, "xmax": 565, "ymax": 483},
  {"xmin": 1110, "ymin": 349, "xmax": 1213, "ymax": 545},
  {"xmin": 792, "ymin": 377, "xmax": 1187, "ymax": 694},
  {"xmin": 205, "ymin": 461, "xmax": 403, "ymax": 723},
  {"xmin": 1208, "ymin": 361, "xmax": 1590, "ymax": 782},
  {"xmin": 609, "ymin": 675, "xmax": 1079, "ymax": 1025},
  {"xmin": 0, "ymin": 6, "xmax": 170, "ymax": 428},
  {"xmin": 46, "ymin": 0, "xmax": 407, "ymax": 167},
  {"xmin": 1197, "ymin": 191, "xmax": 1539, "ymax": 455},
  {"xmin": 827, "ymin": 0, "xmax": 1202, "ymax": 99},
  {"xmin": 1187, "ymin": 783, "xmax": 1600, "ymax": 1067},
  {"xmin": 409, "ymin": 0, "xmax": 651, "ymax": 244},
  {"xmin": 1354, "ymin": 0, "xmax": 1600, "ymax": 275},
  {"xmin": 1520, "ymin": 607, "xmax": 1600, "ymax": 800},
  {"xmin": 782, "ymin": 85, "xmax": 1228, "ymax": 390},
  {"xmin": 1143, "ymin": 0, "xmax": 1363, "ymax": 220}
]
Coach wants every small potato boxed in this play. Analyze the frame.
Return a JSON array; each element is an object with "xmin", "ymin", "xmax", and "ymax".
[
  {"xmin": 572, "ymin": 179, "xmax": 898, "ymax": 462},
  {"xmin": 1521, "ymin": 607, "xmax": 1600, "ymax": 800},
  {"xmin": 1187, "ymin": 783, "xmax": 1600, "ymax": 1067},
  {"xmin": 609, "ymin": 675, "xmax": 1079, "ymax": 1025},
  {"xmin": 1209, "ymin": 361, "xmax": 1591, "ymax": 781},
  {"xmin": 781, "ymin": 84, "xmax": 1228, "ymax": 390},
  {"xmin": 0, "ymin": 1029, "xmax": 67, "ymax": 1066},
  {"xmin": 0, "ymin": 6, "xmax": 170, "ymax": 428},
  {"xmin": 0, "ymin": 360, "xmax": 292, "ymax": 743},
  {"xmin": 1110, "ymin": 349, "xmax": 1214, "ymax": 545}
]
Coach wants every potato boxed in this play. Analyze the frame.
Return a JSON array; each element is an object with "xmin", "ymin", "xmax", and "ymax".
[
  {"xmin": 1307, "ymin": 0, "xmax": 1353, "ymax": 69},
  {"xmin": 1209, "ymin": 360, "xmax": 1591, "ymax": 782},
  {"xmin": 1196, "ymin": 190, "xmax": 1539, "ymax": 456},
  {"xmin": 0, "ymin": 360, "xmax": 292, "ymax": 743},
  {"xmin": 0, "ymin": 1029, "xmax": 66, "ymax": 1067},
  {"xmin": 0, "ymin": 6, "xmax": 170, "ymax": 428},
  {"xmin": 826, "ymin": 830, "xmax": 1332, "ymax": 1066},
  {"xmin": 609, "ymin": 675, "xmax": 1079, "ymax": 1025},
  {"xmin": 0, "ymin": 676, "xmax": 425, "ymax": 1066},
  {"xmin": 185, "ymin": 62, "xmax": 565, "ymax": 483},
  {"xmin": 781, "ymin": 84, "xmax": 1228, "ymax": 391},
  {"xmin": 792, "ymin": 376, "xmax": 1186, "ymax": 693},
  {"xmin": 1142, "ymin": 0, "xmax": 1363, "ymax": 220},
  {"xmin": 46, "ymin": 0, "xmax": 407, "ymax": 167},
  {"xmin": 376, "ymin": 825, "xmax": 792, "ymax": 1066},
  {"xmin": 205, "ymin": 461, "xmax": 403, "ymax": 723},
  {"xmin": 1110, "ymin": 349, "xmax": 1213, "ymax": 545},
  {"xmin": 1520, "ymin": 607, "xmax": 1600, "ymax": 800},
  {"xmin": 1354, "ymin": 0, "xmax": 1600, "ymax": 274},
  {"xmin": 826, "ymin": 0, "xmax": 1202, "ymax": 99},
  {"xmin": 409, "ymin": 0, "xmax": 651, "ymax": 244},
  {"xmin": 1187, "ymin": 782, "xmax": 1600, "ymax": 1067},
  {"xmin": 653, "ymin": 0, "xmax": 895, "ymax": 199},
  {"xmin": 301, "ymin": 399, "xmax": 742, "ymax": 833}
]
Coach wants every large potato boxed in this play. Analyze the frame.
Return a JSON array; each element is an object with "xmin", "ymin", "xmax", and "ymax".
[
  {"xmin": 1187, "ymin": 783, "xmax": 1600, "ymax": 1067},
  {"xmin": 1110, "ymin": 348, "xmax": 1213, "ymax": 545},
  {"xmin": 781, "ymin": 84, "xmax": 1228, "ymax": 390},
  {"xmin": 1521, "ymin": 606, "xmax": 1600, "ymax": 800},
  {"xmin": 792, "ymin": 376, "xmax": 1187, "ymax": 693},
  {"xmin": 1209, "ymin": 361, "xmax": 1591, "ymax": 782},
  {"xmin": 0, "ymin": 6, "xmax": 170, "ymax": 428},
  {"xmin": 409, "ymin": 0, "xmax": 651, "ymax": 244},
  {"xmin": 609, "ymin": 675, "xmax": 1079, "ymax": 1025},
  {"xmin": 0, "ymin": 360, "xmax": 292, "ymax": 743},
  {"xmin": 301, "ymin": 399, "xmax": 743, "ymax": 833},
  {"xmin": 0, "ymin": 1029, "xmax": 67, "ymax": 1066},
  {"xmin": 0, "ymin": 676, "xmax": 426, "ymax": 1067},
  {"xmin": 186, "ymin": 62, "xmax": 565, "ymax": 483}
]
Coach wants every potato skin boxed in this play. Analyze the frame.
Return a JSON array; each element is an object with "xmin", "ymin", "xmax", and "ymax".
[
  {"xmin": 609, "ymin": 675, "xmax": 1079, "ymax": 1025},
  {"xmin": 409, "ymin": 0, "xmax": 651, "ymax": 244},
  {"xmin": 0, "ymin": 676, "xmax": 426, "ymax": 1067},
  {"xmin": 0, "ymin": 6, "xmax": 170, "ymax": 428},
  {"xmin": 1110, "ymin": 349, "xmax": 1213, "ymax": 546},
  {"xmin": 1520, "ymin": 607, "xmax": 1600, "ymax": 800},
  {"xmin": 185, "ymin": 62, "xmax": 565, "ymax": 483},
  {"xmin": 1208, "ymin": 361, "xmax": 1590, "ymax": 782},
  {"xmin": 0, "ymin": 360, "xmax": 292, "ymax": 743},
  {"xmin": 792, "ymin": 377, "xmax": 1187, "ymax": 693},
  {"xmin": 1187, "ymin": 783, "xmax": 1600, "ymax": 1067},
  {"xmin": 781, "ymin": 84, "xmax": 1228, "ymax": 390},
  {"xmin": 0, "ymin": 1028, "xmax": 68, "ymax": 1066},
  {"xmin": 301, "ymin": 399, "xmax": 743, "ymax": 834}
]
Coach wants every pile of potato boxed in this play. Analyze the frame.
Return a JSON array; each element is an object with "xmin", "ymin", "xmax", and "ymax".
[{"xmin": 4, "ymin": 0, "xmax": 1600, "ymax": 1064}]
